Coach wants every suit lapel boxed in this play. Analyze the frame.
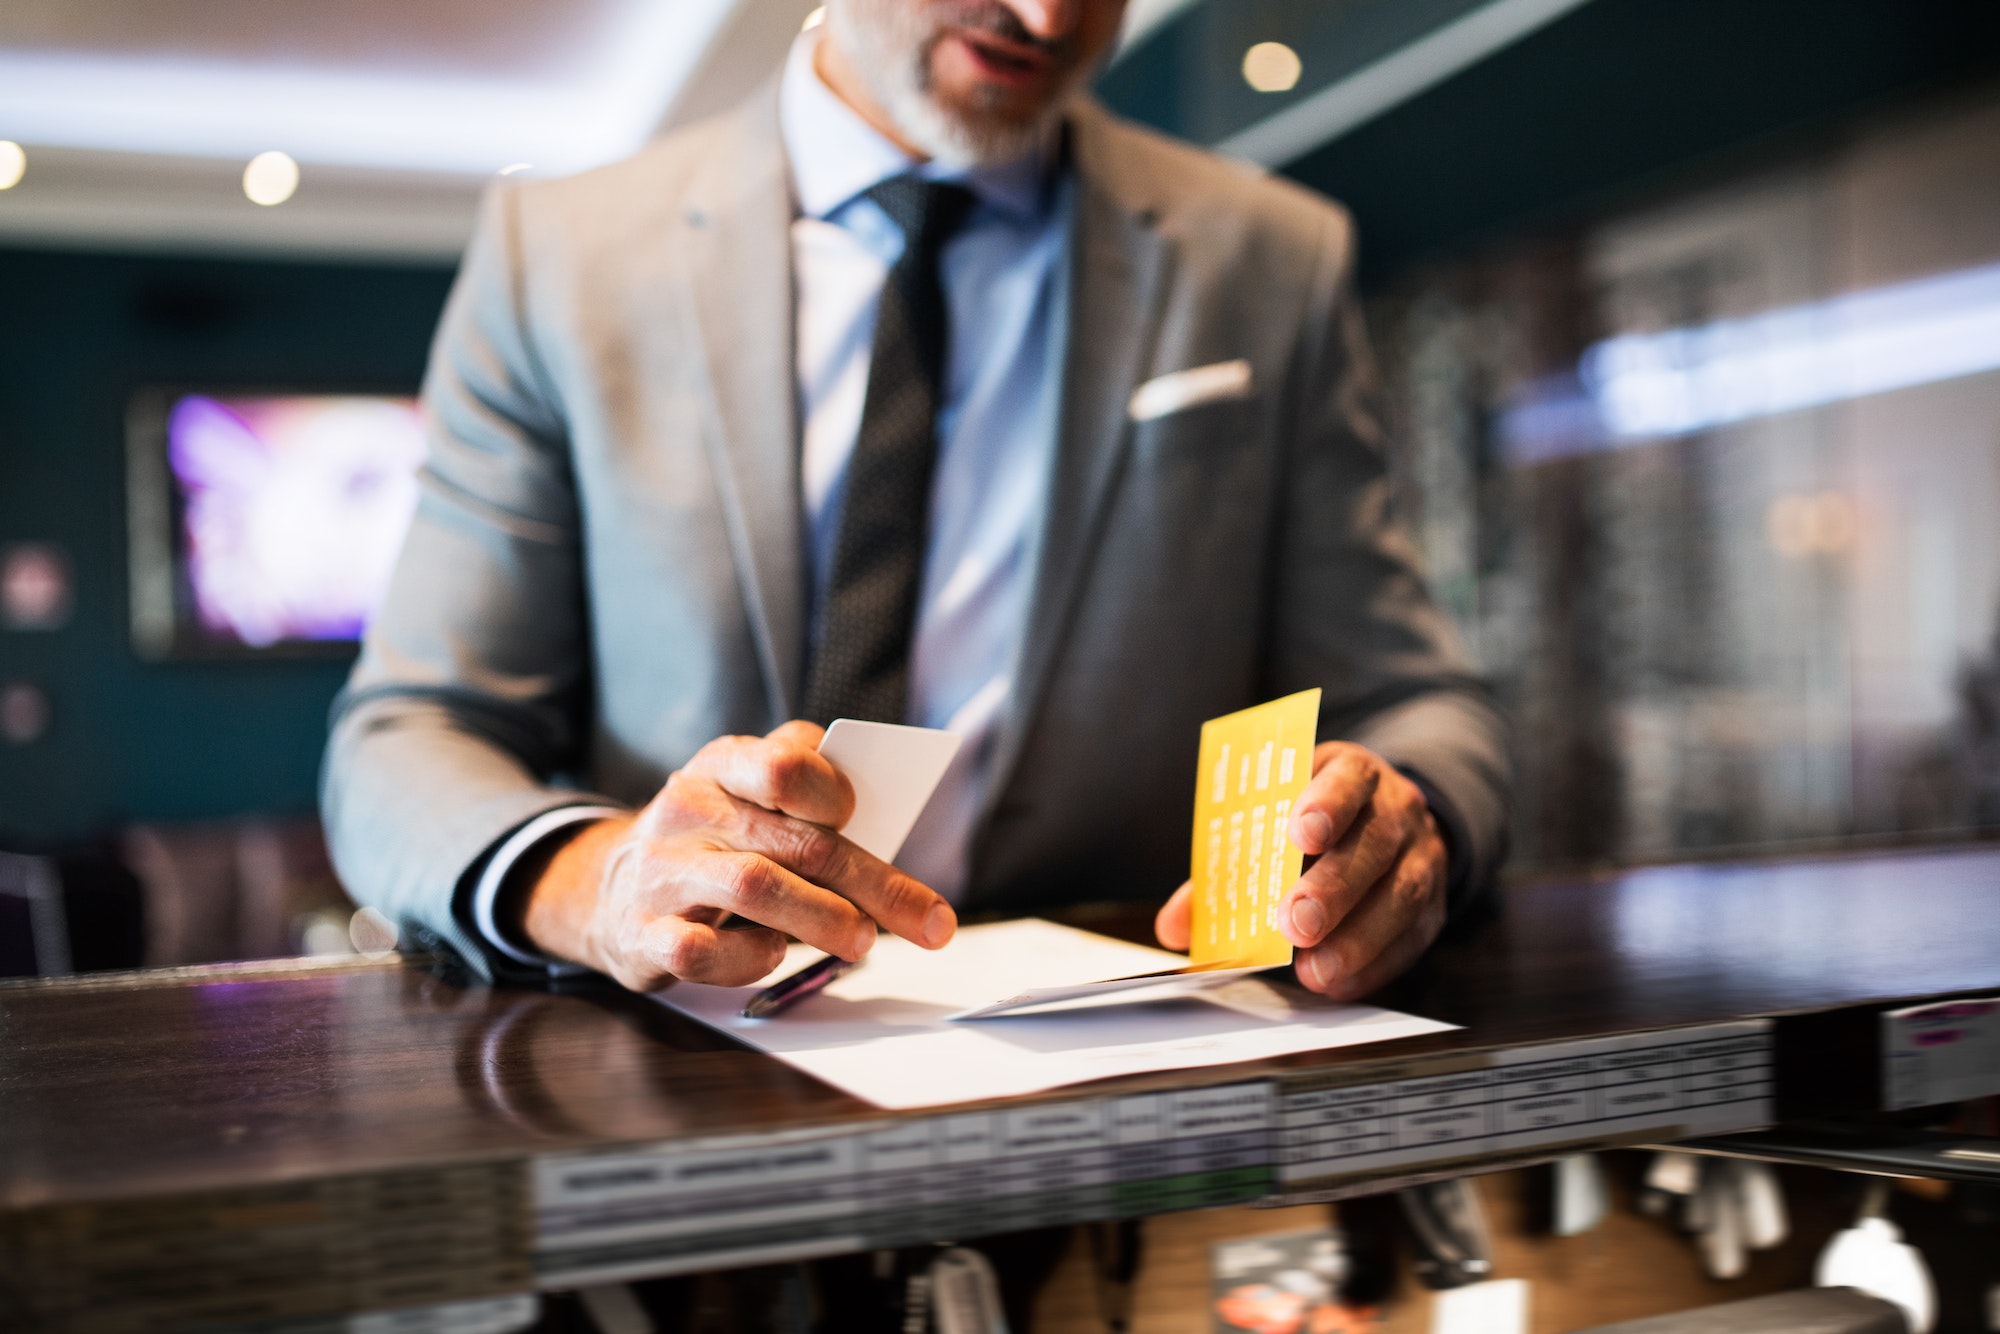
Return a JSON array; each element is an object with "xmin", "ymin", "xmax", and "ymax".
[
  {"xmin": 979, "ymin": 105, "xmax": 1171, "ymax": 835},
  {"xmin": 675, "ymin": 93, "xmax": 805, "ymax": 723},
  {"xmin": 667, "ymin": 94, "xmax": 1169, "ymax": 787}
]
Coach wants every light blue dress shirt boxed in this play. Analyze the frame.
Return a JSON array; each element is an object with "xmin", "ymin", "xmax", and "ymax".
[
  {"xmin": 783, "ymin": 31, "xmax": 1071, "ymax": 899},
  {"xmin": 469, "ymin": 32, "xmax": 1071, "ymax": 967}
]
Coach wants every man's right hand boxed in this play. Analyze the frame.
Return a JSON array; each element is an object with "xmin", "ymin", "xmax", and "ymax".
[{"xmin": 513, "ymin": 721, "xmax": 957, "ymax": 992}]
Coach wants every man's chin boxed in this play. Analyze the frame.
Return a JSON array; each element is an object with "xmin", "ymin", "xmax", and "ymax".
[
  {"xmin": 825, "ymin": 4, "xmax": 1077, "ymax": 167},
  {"xmin": 894, "ymin": 87, "xmax": 1067, "ymax": 167}
]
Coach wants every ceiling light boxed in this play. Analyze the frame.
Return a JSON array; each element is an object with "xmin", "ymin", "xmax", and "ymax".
[
  {"xmin": 1242, "ymin": 42, "xmax": 1302, "ymax": 93},
  {"xmin": 803, "ymin": 7, "xmax": 826, "ymax": 30},
  {"xmin": 0, "ymin": 3, "xmax": 742, "ymax": 178},
  {"xmin": 0, "ymin": 141, "xmax": 23, "ymax": 190},
  {"xmin": 498, "ymin": 163, "xmax": 534, "ymax": 176},
  {"xmin": 243, "ymin": 150, "xmax": 299, "ymax": 206}
]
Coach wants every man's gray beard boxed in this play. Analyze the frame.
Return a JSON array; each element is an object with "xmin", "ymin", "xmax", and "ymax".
[{"xmin": 826, "ymin": 0, "xmax": 1081, "ymax": 167}]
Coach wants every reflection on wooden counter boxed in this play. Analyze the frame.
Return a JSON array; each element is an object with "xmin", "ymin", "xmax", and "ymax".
[{"xmin": 4, "ymin": 845, "xmax": 2000, "ymax": 1331}]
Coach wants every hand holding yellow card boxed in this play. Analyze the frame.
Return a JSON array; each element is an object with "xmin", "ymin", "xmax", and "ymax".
[
  {"xmin": 948, "ymin": 689, "xmax": 1322, "ymax": 1019},
  {"xmin": 1189, "ymin": 688, "xmax": 1322, "ymax": 968}
]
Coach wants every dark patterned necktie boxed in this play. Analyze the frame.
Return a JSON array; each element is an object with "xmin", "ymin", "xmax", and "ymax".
[{"xmin": 804, "ymin": 176, "xmax": 977, "ymax": 726}]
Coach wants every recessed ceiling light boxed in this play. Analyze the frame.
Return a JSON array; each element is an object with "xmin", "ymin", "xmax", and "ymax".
[
  {"xmin": 1242, "ymin": 41, "xmax": 1302, "ymax": 93},
  {"xmin": 498, "ymin": 162, "xmax": 534, "ymax": 176},
  {"xmin": 243, "ymin": 150, "xmax": 299, "ymax": 206},
  {"xmin": 0, "ymin": 141, "xmax": 24, "ymax": 190},
  {"xmin": 2, "ymin": 544, "xmax": 72, "ymax": 630},
  {"xmin": 802, "ymin": 7, "xmax": 826, "ymax": 30}
]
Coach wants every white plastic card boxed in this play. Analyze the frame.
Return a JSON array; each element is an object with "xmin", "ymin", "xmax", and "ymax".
[{"xmin": 818, "ymin": 719, "xmax": 961, "ymax": 863}]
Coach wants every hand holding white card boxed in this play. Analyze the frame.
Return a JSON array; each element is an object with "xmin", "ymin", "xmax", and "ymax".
[{"xmin": 817, "ymin": 719, "xmax": 961, "ymax": 862}]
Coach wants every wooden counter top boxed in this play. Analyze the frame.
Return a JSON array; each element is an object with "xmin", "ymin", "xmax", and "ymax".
[{"xmin": 3, "ymin": 844, "xmax": 1996, "ymax": 1330}]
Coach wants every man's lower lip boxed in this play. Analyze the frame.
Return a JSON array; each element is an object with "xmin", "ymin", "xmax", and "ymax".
[{"xmin": 955, "ymin": 35, "xmax": 1051, "ymax": 87}]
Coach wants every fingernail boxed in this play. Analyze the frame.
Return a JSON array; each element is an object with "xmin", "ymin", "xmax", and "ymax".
[
  {"xmin": 850, "ymin": 922, "xmax": 877, "ymax": 959},
  {"xmin": 1301, "ymin": 811, "xmax": 1334, "ymax": 852},
  {"xmin": 925, "ymin": 901, "xmax": 956, "ymax": 948},
  {"xmin": 1297, "ymin": 951, "xmax": 1325, "ymax": 991},
  {"xmin": 1290, "ymin": 896, "xmax": 1327, "ymax": 944}
]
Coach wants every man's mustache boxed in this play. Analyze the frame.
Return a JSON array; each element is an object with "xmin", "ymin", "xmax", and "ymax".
[{"xmin": 937, "ymin": 1, "xmax": 1079, "ymax": 63}]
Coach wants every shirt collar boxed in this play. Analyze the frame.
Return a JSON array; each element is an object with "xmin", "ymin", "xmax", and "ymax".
[{"xmin": 778, "ymin": 30, "xmax": 1055, "ymax": 226}]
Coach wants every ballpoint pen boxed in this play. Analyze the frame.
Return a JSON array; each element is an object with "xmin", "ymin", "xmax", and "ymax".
[{"xmin": 740, "ymin": 953, "xmax": 860, "ymax": 1020}]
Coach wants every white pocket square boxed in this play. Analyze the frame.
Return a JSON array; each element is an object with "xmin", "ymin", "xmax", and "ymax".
[{"xmin": 1127, "ymin": 359, "xmax": 1255, "ymax": 423}]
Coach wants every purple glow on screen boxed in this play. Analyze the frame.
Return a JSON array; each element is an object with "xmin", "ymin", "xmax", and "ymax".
[{"xmin": 167, "ymin": 394, "xmax": 425, "ymax": 647}]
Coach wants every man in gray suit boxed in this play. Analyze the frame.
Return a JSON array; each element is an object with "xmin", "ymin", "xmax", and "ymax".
[{"xmin": 321, "ymin": 0, "xmax": 1508, "ymax": 1002}]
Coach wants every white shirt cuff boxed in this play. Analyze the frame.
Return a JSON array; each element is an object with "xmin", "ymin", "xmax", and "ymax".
[{"xmin": 471, "ymin": 805, "xmax": 622, "ymax": 974}]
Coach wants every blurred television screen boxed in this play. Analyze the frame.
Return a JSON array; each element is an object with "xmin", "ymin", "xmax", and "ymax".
[{"xmin": 129, "ymin": 391, "xmax": 426, "ymax": 656}]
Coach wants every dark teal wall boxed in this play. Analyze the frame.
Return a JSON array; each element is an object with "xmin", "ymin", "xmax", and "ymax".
[
  {"xmin": 1290, "ymin": 0, "xmax": 2000, "ymax": 286},
  {"xmin": 1102, "ymin": 0, "xmax": 2000, "ymax": 286},
  {"xmin": 0, "ymin": 249, "xmax": 453, "ymax": 845}
]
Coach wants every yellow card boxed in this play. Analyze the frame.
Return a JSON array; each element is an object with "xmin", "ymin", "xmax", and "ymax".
[{"xmin": 1189, "ymin": 688, "xmax": 1321, "ymax": 967}]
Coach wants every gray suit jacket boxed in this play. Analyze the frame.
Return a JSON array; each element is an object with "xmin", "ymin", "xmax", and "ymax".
[{"xmin": 321, "ymin": 87, "xmax": 1509, "ymax": 980}]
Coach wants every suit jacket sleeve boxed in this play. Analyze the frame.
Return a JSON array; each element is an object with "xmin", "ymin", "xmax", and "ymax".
[
  {"xmin": 1270, "ymin": 204, "xmax": 1511, "ymax": 912},
  {"xmin": 320, "ymin": 182, "xmax": 619, "ymax": 978}
]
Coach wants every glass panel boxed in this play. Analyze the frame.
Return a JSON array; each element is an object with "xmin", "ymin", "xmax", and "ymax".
[{"xmin": 1373, "ymin": 85, "xmax": 2000, "ymax": 869}]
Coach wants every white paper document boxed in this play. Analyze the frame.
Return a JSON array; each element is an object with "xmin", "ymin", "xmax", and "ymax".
[
  {"xmin": 947, "ymin": 960, "xmax": 1270, "ymax": 1021},
  {"xmin": 653, "ymin": 919, "xmax": 1458, "ymax": 1110}
]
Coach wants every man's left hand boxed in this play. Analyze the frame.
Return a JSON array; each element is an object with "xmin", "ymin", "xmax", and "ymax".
[{"xmin": 1155, "ymin": 742, "xmax": 1448, "ymax": 1000}]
